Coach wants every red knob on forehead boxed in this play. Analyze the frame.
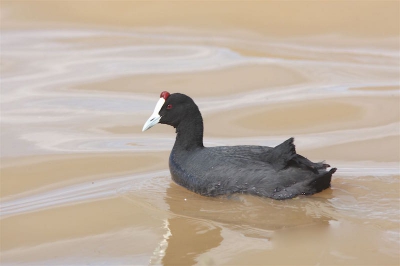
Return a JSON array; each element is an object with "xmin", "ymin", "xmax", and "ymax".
[{"xmin": 160, "ymin": 91, "xmax": 170, "ymax": 100}]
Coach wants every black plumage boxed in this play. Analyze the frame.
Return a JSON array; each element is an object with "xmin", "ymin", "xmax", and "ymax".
[{"xmin": 146, "ymin": 92, "xmax": 336, "ymax": 200}]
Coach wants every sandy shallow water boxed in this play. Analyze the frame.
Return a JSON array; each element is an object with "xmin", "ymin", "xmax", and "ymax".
[{"xmin": 1, "ymin": 2, "xmax": 399, "ymax": 265}]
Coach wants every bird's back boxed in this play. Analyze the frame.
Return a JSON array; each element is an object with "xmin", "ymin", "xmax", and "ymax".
[{"xmin": 169, "ymin": 138, "xmax": 336, "ymax": 199}]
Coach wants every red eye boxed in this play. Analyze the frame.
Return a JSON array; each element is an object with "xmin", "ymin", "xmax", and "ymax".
[{"xmin": 167, "ymin": 104, "xmax": 173, "ymax": 110}]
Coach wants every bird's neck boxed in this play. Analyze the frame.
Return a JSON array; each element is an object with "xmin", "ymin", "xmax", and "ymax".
[{"xmin": 173, "ymin": 114, "xmax": 204, "ymax": 151}]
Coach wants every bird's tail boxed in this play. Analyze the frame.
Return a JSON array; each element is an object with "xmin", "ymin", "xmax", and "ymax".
[{"xmin": 308, "ymin": 167, "xmax": 337, "ymax": 193}]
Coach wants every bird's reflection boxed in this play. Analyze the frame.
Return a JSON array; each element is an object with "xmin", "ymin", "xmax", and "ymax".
[
  {"xmin": 157, "ymin": 180, "xmax": 335, "ymax": 265},
  {"xmin": 161, "ymin": 183, "xmax": 223, "ymax": 265}
]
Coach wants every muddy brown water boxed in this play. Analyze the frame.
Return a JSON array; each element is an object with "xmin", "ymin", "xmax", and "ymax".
[{"xmin": 1, "ymin": 2, "xmax": 399, "ymax": 265}]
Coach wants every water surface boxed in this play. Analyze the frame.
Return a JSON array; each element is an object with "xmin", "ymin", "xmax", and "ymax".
[{"xmin": 1, "ymin": 2, "xmax": 399, "ymax": 265}]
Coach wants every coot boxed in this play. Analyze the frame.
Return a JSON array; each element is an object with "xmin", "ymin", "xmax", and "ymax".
[{"xmin": 142, "ymin": 92, "xmax": 336, "ymax": 200}]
